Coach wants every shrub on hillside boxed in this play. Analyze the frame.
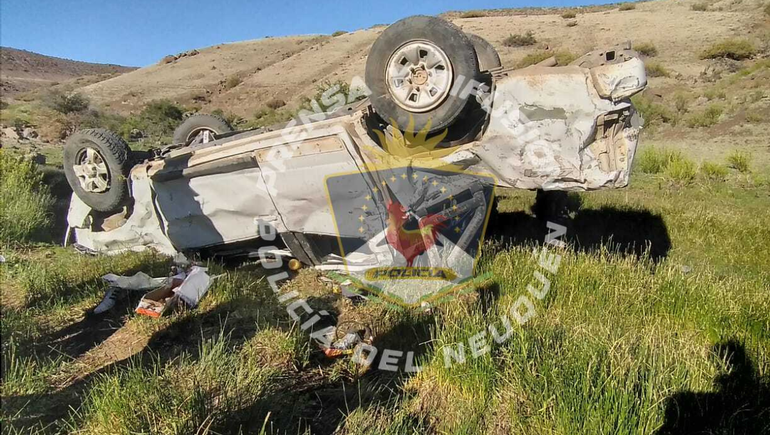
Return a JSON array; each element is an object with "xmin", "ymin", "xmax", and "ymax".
[
  {"xmin": 636, "ymin": 147, "xmax": 696, "ymax": 182},
  {"xmin": 503, "ymin": 31, "xmax": 537, "ymax": 47},
  {"xmin": 666, "ymin": 153, "xmax": 697, "ymax": 183},
  {"xmin": 619, "ymin": 3, "xmax": 636, "ymax": 11},
  {"xmin": 0, "ymin": 102, "xmax": 35, "ymax": 130},
  {"xmin": 645, "ymin": 62, "xmax": 670, "ymax": 77},
  {"xmin": 247, "ymin": 108, "xmax": 294, "ymax": 129},
  {"xmin": 224, "ymin": 76, "xmax": 242, "ymax": 90},
  {"xmin": 636, "ymin": 146, "xmax": 669, "ymax": 174},
  {"xmin": 118, "ymin": 100, "xmax": 184, "ymax": 142},
  {"xmin": 635, "ymin": 42, "xmax": 658, "ymax": 57},
  {"xmin": 331, "ymin": 30, "xmax": 348, "ymax": 37},
  {"xmin": 703, "ymin": 87, "xmax": 727, "ymax": 101},
  {"xmin": 691, "ymin": 2, "xmax": 708, "ymax": 11},
  {"xmin": 210, "ymin": 109, "xmax": 245, "ymax": 129},
  {"xmin": 700, "ymin": 39, "xmax": 757, "ymax": 60},
  {"xmin": 0, "ymin": 152, "xmax": 53, "ymax": 244},
  {"xmin": 685, "ymin": 104, "xmax": 723, "ymax": 128},
  {"xmin": 298, "ymin": 79, "xmax": 367, "ymax": 114},
  {"xmin": 566, "ymin": 21, "xmax": 579, "ymax": 27},
  {"xmin": 460, "ymin": 10, "xmax": 486, "ymax": 18},
  {"xmin": 265, "ymin": 98, "xmax": 286, "ymax": 110},
  {"xmin": 632, "ymin": 94, "xmax": 677, "ymax": 127},
  {"xmin": 727, "ymin": 151, "xmax": 752, "ymax": 173},
  {"xmin": 700, "ymin": 161, "xmax": 728, "ymax": 181},
  {"xmin": 42, "ymin": 91, "xmax": 89, "ymax": 114},
  {"xmin": 561, "ymin": 11, "xmax": 577, "ymax": 19},
  {"xmin": 745, "ymin": 112, "xmax": 763, "ymax": 123},
  {"xmin": 674, "ymin": 93, "xmax": 690, "ymax": 114}
]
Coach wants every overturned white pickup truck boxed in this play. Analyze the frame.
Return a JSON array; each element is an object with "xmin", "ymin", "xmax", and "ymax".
[{"xmin": 63, "ymin": 16, "xmax": 646, "ymax": 282}]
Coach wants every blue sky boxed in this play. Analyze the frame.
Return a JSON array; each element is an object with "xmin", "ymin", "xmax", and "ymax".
[{"xmin": 1, "ymin": 0, "xmax": 618, "ymax": 67}]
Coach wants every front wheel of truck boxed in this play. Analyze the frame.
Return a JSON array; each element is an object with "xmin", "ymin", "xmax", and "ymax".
[{"xmin": 63, "ymin": 129, "xmax": 132, "ymax": 212}]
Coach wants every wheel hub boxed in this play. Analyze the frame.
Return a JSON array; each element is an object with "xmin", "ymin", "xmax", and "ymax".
[
  {"xmin": 385, "ymin": 40, "xmax": 454, "ymax": 113},
  {"xmin": 412, "ymin": 68, "xmax": 428, "ymax": 86},
  {"xmin": 73, "ymin": 147, "xmax": 110, "ymax": 193},
  {"xmin": 187, "ymin": 128, "xmax": 217, "ymax": 145}
]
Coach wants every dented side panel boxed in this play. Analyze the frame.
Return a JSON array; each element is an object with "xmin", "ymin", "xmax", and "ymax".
[
  {"xmin": 473, "ymin": 62, "xmax": 644, "ymax": 191},
  {"xmin": 152, "ymin": 167, "xmax": 278, "ymax": 249}
]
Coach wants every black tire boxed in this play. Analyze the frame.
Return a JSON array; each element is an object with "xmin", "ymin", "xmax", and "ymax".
[
  {"xmin": 467, "ymin": 34, "xmax": 502, "ymax": 72},
  {"xmin": 63, "ymin": 129, "xmax": 131, "ymax": 213},
  {"xmin": 365, "ymin": 16, "xmax": 480, "ymax": 134},
  {"xmin": 173, "ymin": 114, "xmax": 233, "ymax": 145}
]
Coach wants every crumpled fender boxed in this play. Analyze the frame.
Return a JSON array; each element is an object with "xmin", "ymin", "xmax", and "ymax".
[
  {"xmin": 468, "ymin": 59, "xmax": 645, "ymax": 191},
  {"xmin": 69, "ymin": 165, "xmax": 177, "ymax": 256}
]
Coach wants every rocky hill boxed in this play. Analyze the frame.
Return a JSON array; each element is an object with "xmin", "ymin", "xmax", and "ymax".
[
  {"xmin": 0, "ymin": 47, "xmax": 136, "ymax": 96},
  {"xmin": 77, "ymin": 0, "xmax": 768, "ymax": 118}
]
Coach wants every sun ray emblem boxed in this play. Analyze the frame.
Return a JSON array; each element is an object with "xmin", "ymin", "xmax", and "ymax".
[{"xmin": 365, "ymin": 115, "xmax": 459, "ymax": 171}]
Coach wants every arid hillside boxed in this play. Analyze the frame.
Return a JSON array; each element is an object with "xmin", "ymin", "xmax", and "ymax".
[
  {"xmin": 0, "ymin": 47, "xmax": 136, "ymax": 95},
  {"xmin": 79, "ymin": 0, "xmax": 767, "ymax": 118}
]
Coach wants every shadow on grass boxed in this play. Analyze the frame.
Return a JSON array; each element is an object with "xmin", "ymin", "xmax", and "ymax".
[
  {"xmin": 35, "ymin": 291, "xmax": 145, "ymax": 360},
  {"xmin": 5, "ymin": 280, "xmax": 431, "ymax": 434},
  {"xmin": 656, "ymin": 339, "xmax": 770, "ymax": 434},
  {"xmin": 487, "ymin": 192, "xmax": 672, "ymax": 263}
]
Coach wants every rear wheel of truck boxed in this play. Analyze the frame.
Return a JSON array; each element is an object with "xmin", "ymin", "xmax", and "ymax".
[
  {"xmin": 467, "ymin": 34, "xmax": 501, "ymax": 72},
  {"xmin": 366, "ymin": 16, "xmax": 481, "ymax": 134},
  {"xmin": 63, "ymin": 129, "xmax": 132, "ymax": 213},
  {"xmin": 173, "ymin": 114, "xmax": 234, "ymax": 146}
]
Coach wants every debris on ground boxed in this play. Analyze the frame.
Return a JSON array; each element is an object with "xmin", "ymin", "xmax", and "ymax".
[
  {"xmin": 135, "ymin": 272, "xmax": 186, "ymax": 318},
  {"xmin": 102, "ymin": 271, "xmax": 168, "ymax": 291},
  {"xmin": 93, "ymin": 265, "xmax": 215, "ymax": 317},
  {"xmin": 173, "ymin": 266, "xmax": 212, "ymax": 307},
  {"xmin": 321, "ymin": 323, "xmax": 373, "ymax": 358},
  {"xmin": 93, "ymin": 288, "xmax": 119, "ymax": 314}
]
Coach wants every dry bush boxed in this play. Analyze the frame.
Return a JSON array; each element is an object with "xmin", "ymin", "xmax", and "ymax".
[
  {"xmin": 700, "ymin": 39, "xmax": 757, "ymax": 60},
  {"xmin": 645, "ymin": 62, "xmax": 670, "ymax": 77},
  {"xmin": 635, "ymin": 42, "xmax": 658, "ymax": 57},
  {"xmin": 331, "ymin": 30, "xmax": 347, "ymax": 37},
  {"xmin": 691, "ymin": 3, "xmax": 709, "ymax": 11},
  {"xmin": 704, "ymin": 87, "xmax": 727, "ymax": 100},
  {"xmin": 566, "ymin": 21, "xmax": 578, "ymax": 27},
  {"xmin": 674, "ymin": 92, "xmax": 690, "ymax": 114},
  {"xmin": 727, "ymin": 151, "xmax": 752, "ymax": 172},
  {"xmin": 460, "ymin": 10, "xmax": 485, "ymax": 18},
  {"xmin": 224, "ymin": 75, "xmax": 242, "ymax": 90},
  {"xmin": 619, "ymin": 3, "xmax": 636, "ymax": 11},
  {"xmin": 745, "ymin": 112, "xmax": 763, "ymax": 123},
  {"xmin": 685, "ymin": 104, "xmax": 723, "ymax": 127},
  {"xmin": 503, "ymin": 31, "xmax": 537, "ymax": 47},
  {"xmin": 700, "ymin": 161, "xmax": 728, "ymax": 181},
  {"xmin": 561, "ymin": 11, "xmax": 577, "ymax": 19},
  {"xmin": 265, "ymin": 98, "xmax": 286, "ymax": 110}
]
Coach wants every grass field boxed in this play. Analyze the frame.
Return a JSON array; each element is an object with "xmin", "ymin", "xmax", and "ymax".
[{"xmin": 2, "ymin": 145, "xmax": 768, "ymax": 434}]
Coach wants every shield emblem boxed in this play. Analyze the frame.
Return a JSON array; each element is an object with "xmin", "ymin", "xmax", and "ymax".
[{"xmin": 325, "ymin": 165, "xmax": 495, "ymax": 307}]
